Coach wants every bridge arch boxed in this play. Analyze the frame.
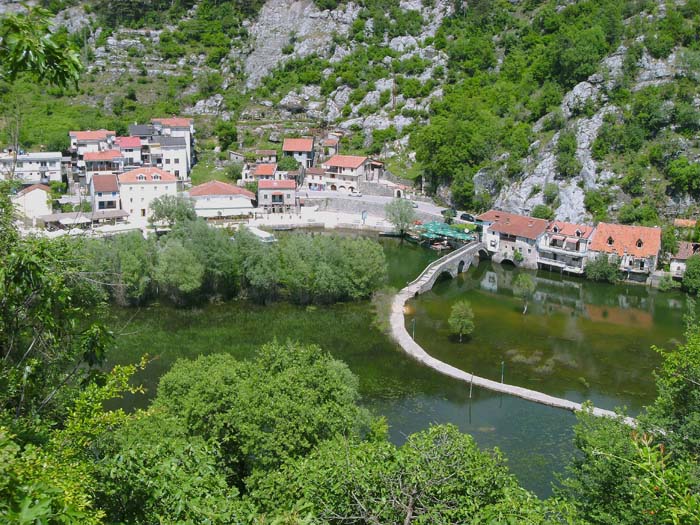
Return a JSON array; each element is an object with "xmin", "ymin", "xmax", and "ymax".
[{"xmin": 457, "ymin": 260, "xmax": 465, "ymax": 274}]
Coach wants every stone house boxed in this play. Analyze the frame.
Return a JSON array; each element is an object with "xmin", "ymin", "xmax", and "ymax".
[
  {"xmin": 84, "ymin": 150, "xmax": 125, "ymax": 184},
  {"xmin": 258, "ymin": 179, "xmax": 296, "ymax": 213},
  {"xmin": 320, "ymin": 155, "xmax": 369, "ymax": 192},
  {"xmin": 118, "ymin": 167, "xmax": 178, "ymax": 220},
  {"xmin": 282, "ymin": 138, "xmax": 315, "ymax": 168},
  {"xmin": 188, "ymin": 180, "xmax": 255, "ymax": 219},
  {"xmin": 90, "ymin": 174, "xmax": 121, "ymax": 212},
  {"xmin": 670, "ymin": 241, "xmax": 700, "ymax": 279},
  {"xmin": 588, "ymin": 222, "xmax": 661, "ymax": 280},
  {"xmin": 0, "ymin": 151, "xmax": 63, "ymax": 184},
  {"xmin": 12, "ymin": 184, "xmax": 52, "ymax": 222},
  {"xmin": 476, "ymin": 210, "xmax": 549, "ymax": 270},
  {"xmin": 255, "ymin": 149, "xmax": 277, "ymax": 164}
]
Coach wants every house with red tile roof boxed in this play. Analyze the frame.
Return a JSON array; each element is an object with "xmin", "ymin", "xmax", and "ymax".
[
  {"xmin": 0, "ymin": 151, "xmax": 62, "ymax": 184},
  {"xmin": 320, "ymin": 155, "xmax": 369, "ymax": 192},
  {"xmin": 537, "ymin": 221, "xmax": 595, "ymax": 274},
  {"xmin": 258, "ymin": 179, "xmax": 296, "ymax": 212},
  {"xmin": 69, "ymin": 129, "xmax": 116, "ymax": 157},
  {"xmin": 151, "ymin": 117, "xmax": 195, "ymax": 170},
  {"xmin": 670, "ymin": 241, "xmax": 700, "ymax": 278},
  {"xmin": 90, "ymin": 174, "xmax": 120, "ymax": 211},
  {"xmin": 476, "ymin": 210, "xmax": 549, "ymax": 269},
  {"xmin": 252, "ymin": 163, "xmax": 278, "ymax": 180},
  {"xmin": 282, "ymin": 137, "xmax": 315, "ymax": 168},
  {"xmin": 255, "ymin": 149, "xmax": 277, "ymax": 164},
  {"xmin": 11, "ymin": 184, "xmax": 52, "ymax": 222},
  {"xmin": 117, "ymin": 167, "xmax": 178, "ymax": 219},
  {"xmin": 321, "ymin": 136, "xmax": 339, "ymax": 158},
  {"xmin": 115, "ymin": 136, "xmax": 143, "ymax": 166},
  {"xmin": 588, "ymin": 222, "xmax": 661, "ymax": 279},
  {"xmin": 84, "ymin": 150, "xmax": 125, "ymax": 183},
  {"xmin": 188, "ymin": 180, "xmax": 255, "ymax": 218}
]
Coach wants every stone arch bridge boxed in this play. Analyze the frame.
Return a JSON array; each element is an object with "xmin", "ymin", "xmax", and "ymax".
[{"xmin": 412, "ymin": 241, "xmax": 488, "ymax": 294}]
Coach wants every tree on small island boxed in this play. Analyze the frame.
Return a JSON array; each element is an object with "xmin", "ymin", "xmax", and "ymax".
[
  {"xmin": 448, "ymin": 300, "xmax": 475, "ymax": 342},
  {"xmin": 385, "ymin": 198, "xmax": 416, "ymax": 238},
  {"xmin": 512, "ymin": 273, "xmax": 536, "ymax": 314}
]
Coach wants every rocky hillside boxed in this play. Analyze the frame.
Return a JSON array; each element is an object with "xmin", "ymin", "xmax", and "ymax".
[{"xmin": 5, "ymin": 0, "xmax": 700, "ymax": 226}]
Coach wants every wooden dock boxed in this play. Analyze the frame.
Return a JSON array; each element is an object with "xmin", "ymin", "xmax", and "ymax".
[{"xmin": 390, "ymin": 242, "xmax": 636, "ymax": 426}]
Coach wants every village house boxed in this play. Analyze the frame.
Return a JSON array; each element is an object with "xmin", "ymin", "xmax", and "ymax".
[
  {"xmin": 321, "ymin": 137, "xmax": 339, "ymax": 158},
  {"xmin": 128, "ymin": 124, "xmax": 156, "ymax": 140},
  {"xmin": 670, "ymin": 241, "xmax": 700, "ymax": 279},
  {"xmin": 537, "ymin": 221, "xmax": 595, "ymax": 274},
  {"xmin": 305, "ymin": 167, "xmax": 326, "ymax": 190},
  {"xmin": 188, "ymin": 180, "xmax": 255, "ymax": 219},
  {"xmin": 252, "ymin": 163, "xmax": 278, "ymax": 180},
  {"xmin": 368, "ymin": 159, "xmax": 384, "ymax": 181},
  {"xmin": 147, "ymin": 135, "xmax": 189, "ymax": 179},
  {"xmin": 255, "ymin": 149, "xmax": 277, "ymax": 164},
  {"xmin": 11, "ymin": 184, "xmax": 52, "ymax": 223},
  {"xmin": 476, "ymin": 210, "xmax": 549, "ymax": 270},
  {"xmin": 117, "ymin": 167, "xmax": 178, "ymax": 220},
  {"xmin": 69, "ymin": 129, "xmax": 116, "ymax": 158},
  {"xmin": 282, "ymin": 138, "xmax": 315, "ymax": 168},
  {"xmin": 115, "ymin": 136, "xmax": 143, "ymax": 167},
  {"xmin": 0, "ymin": 151, "xmax": 63, "ymax": 184},
  {"xmin": 228, "ymin": 150, "xmax": 246, "ymax": 163},
  {"xmin": 151, "ymin": 117, "xmax": 195, "ymax": 169},
  {"xmin": 320, "ymin": 155, "xmax": 369, "ymax": 192},
  {"xmin": 90, "ymin": 174, "xmax": 121, "ymax": 211},
  {"xmin": 84, "ymin": 150, "xmax": 125, "ymax": 183},
  {"xmin": 588, "ymin": 222, "xmax": 662, "ymax": 280},
  {"xmin": 258, "ymin": 179, "xmax": 296, "ymax": 213}
]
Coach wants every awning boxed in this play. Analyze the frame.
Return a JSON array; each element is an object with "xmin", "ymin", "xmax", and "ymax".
[
  {"xmin": 59, "ymin": 216, "xmax": 91, "ymax": 226},
  {"xmin": 565, "ymin": 240, "xmax": 578, "ymax": 249},
  {"xmin": 550, "ymin": 235, "xmax": 565, "ymax": 242}
]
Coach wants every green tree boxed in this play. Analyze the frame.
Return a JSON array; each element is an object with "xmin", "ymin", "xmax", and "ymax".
[
  {"xmin": 277, "ymin": 154, "xmax": 300, "ymax": 171},
  {"xmin": 682, "ymin": 256, "xmax": 700, "ymax": 294},
  {"xmin": 448, "ymin": 300, "xmax": 475, "ymax": 342},
  {"xmin": 153, "ymin": 342, "xmax": 371, "ymax": 489},
  {"xmin": 556, "ymin": 130, "xmax": 581, "ymax": 178},
  {"xmin": 512, "ymin": 273, "xmax": 536, "ymax": 314},
  {"xmin": 384, "ymin": 198, "xmax": 416, "ymax": 237},
  {"xmin": 149, "ymin": 194, "xmax": 197, "ymax": 229},
  {"xmin": 585, "ymin": 254, "xmax": 620, "ymax": 283},
  {"xmin": 532, "ymin": 204, "xmax": 555, "ymax": 220},
  {"xmin": 214, "ymin": 119, "xmax": 237, "ymax": 151},
  {"xmin": 154, "ymin": 238, "xmax": 204, "ymax": 303}
]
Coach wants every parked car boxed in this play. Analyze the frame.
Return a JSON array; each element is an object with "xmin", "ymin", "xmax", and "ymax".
[
  {"xmin": 411, "ymin": 201, "xmax": 419, "ymax": 208},
  {"xmin": 349, "ymin": 190, "xmax": 362, "ymax": 197},
  {"xmin": 460, "ymin": 212, "xmax": 475, "ymax": 222}
]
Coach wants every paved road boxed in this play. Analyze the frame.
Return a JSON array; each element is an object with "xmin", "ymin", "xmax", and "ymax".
[{"xmin": 302, "ymin": 190, "xmax": 446, "ymax": 217}]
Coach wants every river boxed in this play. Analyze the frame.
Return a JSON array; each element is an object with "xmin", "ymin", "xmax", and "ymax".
[{"xmin": 105, "ymin": 235, "xmax": 690, "ymax": 497}]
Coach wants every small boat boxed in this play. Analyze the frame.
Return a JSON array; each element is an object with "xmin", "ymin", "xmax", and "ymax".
[{"xmin": 272, "ymin": 225, "xmax": 295, "ymax": 231}]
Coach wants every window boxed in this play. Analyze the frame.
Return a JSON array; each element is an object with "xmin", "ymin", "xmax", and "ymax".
[
  {"xmin": 153, "ymin": 174, "xmax": 160, "ymax": 180},
  {"xmin": 264, "ymin": 194, "xmax": 268, "ymax": 199},
  {"xmin": 636, "ymin": 239, "xmax": 643, "ymax": 248},
  {"xmin": 175, "ymin": 170, "xmax": 180, "ymax": 177},
  {"xmin": 165, "ymin": 159, "xmax": 170, "ymax": 164},
  {"xmin": 137, "ymin": 174, "xmax": 145, "ymax": 181},
  {"xmin": 552, "ymin": 225, "xmax": 559, "ymax": 233},
  {"xmin": 165, "ymin": 186, "xmax": 169, "ymax": 191},
  {"xmin": 97, "ymin": 192, "xmax": 103, "ymax": 197},
  {"xmin": 607, "ymin": 237, "xmax": 614, "ymax": 246},
  {"xmin": 175, "ymin": 158, "xmax": 180, "ymax": 164},
  {"xmin": 575, "ymin": 229, "xmax": 581, "ymax": 237},
  {"xmin": 141, "ymin": 209, "xmax": 146, "ymax": 217},
  {"xmin": 130, "ymin": 197, "xmax": 133, "ymax": 203},
  {"xmin": 287, "ymin": 194, "xmax": 291, "ymax": 199}
]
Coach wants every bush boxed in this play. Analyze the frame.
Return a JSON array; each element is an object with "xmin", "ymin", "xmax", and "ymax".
[
  {"xmin": 531, "ymin": 204, "xmax": 555, "ymax": 220},
  {"xmin": 682, "ymin": 255, "xmax": 700, "ymax": 294},
  {"xmin": 556, "ymin": 130, "xmax": 581, "ymax": 178},
  {"xmin": 585, "ymin": 255, "xmax": 619, "ymax": 283}
]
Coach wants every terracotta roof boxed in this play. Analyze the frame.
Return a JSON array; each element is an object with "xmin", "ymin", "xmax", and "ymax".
[
  {"xmin": 322, "ymin": 138, "xmax": 339, "ymax": 146},
  {"xmin": 188, "ymin": 180, "xmax": 254, "ymax": 199},
  {"xmin": 84, "ymin": 150, "xmax": 123, "ymax": 162},
  {"xmin": 283, "ymin": 138, "xmax": 314, "ymax": 152},
  {"xmin": 306, "ymin": 167, "xmax": 325, "ymax": 175},
  {"xmin": 16, "ymin": 184, "xmax": 51, "ymax": 196},
  {"xmin": 323, "ymin": 154, "xmax": 368, "ymax": 169},
  {"xmin": 115, "ymin": 136, "xmax": 141, "ymax": 149},
  {"xmin": 547, "ymin": 221, "xmax": 594, "ymax": 240},
  {"xmin": 589, "ymin": 222, "xmax": 661, "ymax": 258},
  {"xmin": 258, "ymin": 179, "xmax": 296, "ymax": 190},
  {"xmin": 70, "ymin": 129, "xmax": 115, "ymax": 141},
  {"xmin": 92, "ymin": 174, "xmax": 119, "ymax": 192},
  {"xmin": 672, "ymin": 241, "xmax": 700, "ymax": 261},
  {"xmin": 118, "ymin": 167, "xmax": 177, "ymax": 183},
  {"xmin": 151, "ymin": 117, "xmax": 193, "ymax": 128},
  {"xmin": 477, "ymin": 210, "xmax": 548, "ymax": 240},
  {"xmin": 256, "ymin": 149, "xmax": 277, "ymax": 156},
  {"xmin": 674, "ymin": 218, "xmax": 697, "ymax": 228},
  {"xmin": 253, "ymin": 163, "xmax": 277, "ymax": 177}
]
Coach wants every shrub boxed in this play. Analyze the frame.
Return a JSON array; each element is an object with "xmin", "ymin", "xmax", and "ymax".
[
  {"xmin": 531, "ymin": 204, "xmax": 555, "ymax": 220},
  {"xmin": 556, "ymin": 130, "xmax": 581, "ymax": 178},
  {"xmin": 682, "ymin": 255, "xmax": 700, "ymax": 294},
  {"xmin": 585, "ymin": 255, "xmax": 619, "ymax": 283}
]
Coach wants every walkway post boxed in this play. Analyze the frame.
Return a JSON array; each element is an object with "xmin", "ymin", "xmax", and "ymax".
[
  {"xmin": 501, "ymin": 361, "xmax": 505, "ymax": 383},
  {"xmin": 469, "ymin": 373, "xmax": 473, "ymax": 399},
  {"xmin": 411, "ymin": 318, "xmax": 416, "ymax": 339}
]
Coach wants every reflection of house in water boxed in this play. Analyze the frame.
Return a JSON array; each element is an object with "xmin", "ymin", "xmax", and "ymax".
[
  {"xmin": 585, "ymin": 304, "xmax": 653, "ymax": 328},
  {"xmin": 480, "ymin": 271, "xmax": 498, "ymax": 292},
  {"xmin": 667, "ymin": 298, "xmax": 684, "ymax": 310}
]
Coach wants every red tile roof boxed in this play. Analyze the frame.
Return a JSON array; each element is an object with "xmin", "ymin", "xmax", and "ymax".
[
  {"xmin": 547, "ymin": 221, "xmax": 594, "ymax": 240},
  {"xmin": 258, "ymin": 179, "xmax": 296, "ymax": 190},
  {"xmin": 589, "ymin": 223, "xmax": 661, "ymax": 258},
  {"xmin": 672, "ymin": 241, "xmax": 700, "ymax": 261},
  {"xmin": 188, "ymin": 180, "xmax": 254, "ymax": 199},
  {"xmin": 322, "ymin": 137, "xmax": 339, "ymax": 146},
  {"xmin": 477, "ymin": 210, "xmax": 548, "ymax": 240},
  {"xmin": 283, "ymin": 138, "xmax": 314, "ymax": 152},
  {"xmin": 256, "ymin": 149, "xmax": 277, "ymax": 156},
  {"xmin": 323, "ymin": 154, "xmax": 368, "ymax": 169},
  {"xmin": 306, "ymin": 167, "xmax": 325, "ymax": 175},
  {"xmin": 115, "ymin": 136, "xmax": 141, "ymax": 149},
  {"xmin": 92, "ymin": 174, "xmax": 119, "ymax": 192},
  {"xmin": 674, "ymin": 218, "xmax": 697, "ymax": 228},
  {"xmin": 84, "ymin": 150, "xmax": 123, "ymax": 162},
  {"xmin": 70, "ymin": 129, "xmax": 115, "ymax": 141},
  {"xmin": 16, "ymin": 184, "xmax": 51, "ymax": 196},
  {"xmin": 151, "ymin": 117, "xmax": 193, "ymax": 128},
  {"xmin": 118, "ymin": 167, "xmax": 178, "ymax": 183},
  {"xmin": 253, "ymin": 163, "xmax": 277, "ymax": 177}
]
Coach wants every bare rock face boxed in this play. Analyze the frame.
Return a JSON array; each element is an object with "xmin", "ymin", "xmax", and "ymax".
[{"xmin": 243, "ymin": 0, "xmax": 360, "ymax": 89}]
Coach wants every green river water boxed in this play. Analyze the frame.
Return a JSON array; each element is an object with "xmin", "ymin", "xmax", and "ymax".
[{"xmin": 106, "ymin": 236, "xmax": 691, "ymax": 497}]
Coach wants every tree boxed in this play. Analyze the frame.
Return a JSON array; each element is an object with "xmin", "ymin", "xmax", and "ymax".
[
  {"xmin": 556, "ymin": 130, "xmax": 582, "ymax": 178},
  {"xmin": 149, "ymin": 194, "xmax": 196, "ymax": 229},
  {"xmin": 682, "ymin": 256, "xmax": 700, "ymax": 294},
  {"xmin": 532, "ymin": 204, "xmax": 555, "ymax": 220},
  {"xmin": 384, "ymin": 198, "xmax": 416, "ymax": 237},
  {"xmin": 154, "ymin": 238, "xmax": 204, "ymax": 303},
  {"xmin": 0, "ymin": 6, "xmax": 82, "ymax": 87},
  {"xmin": 214, "ymin": 119, "xmax": 237, "ymax": 151},
  {"xmin": 585, "ymin": 254, "xmax": 620, "ymax": 283},
  {"xmin": 512, "ymin": 273, "xmax": 536, "ymax": 314},
  {"xmin": 277, "ymin": 154, "xmax": 300, "ymax": 172},
  {"xmin": 448, "ymin": 300, "xmax": 475, "ymax": 342},
  {"xmin": 153, "ymin": 342, "xmax": 371, "ymax": 489}
]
